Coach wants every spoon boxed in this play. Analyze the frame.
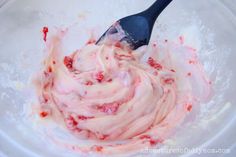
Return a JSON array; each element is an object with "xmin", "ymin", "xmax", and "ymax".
[{"xmin": 96, "ymin": 0, "xmax": 173, "ymax": 50}]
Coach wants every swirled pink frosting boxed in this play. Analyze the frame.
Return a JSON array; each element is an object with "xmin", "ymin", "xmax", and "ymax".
[{"xmin": 34, "ymin": 31, "xmax": 211, "ymax": 155}]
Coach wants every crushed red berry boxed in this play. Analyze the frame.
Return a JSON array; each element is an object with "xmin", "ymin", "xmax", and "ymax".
[
  {"xmin": 149, "ymin": 139, "xmax": 157, "ymax": 145},
  {"xmin": 149, "ymin": 139, "xmax": 162, "ymax": 146},
  {"xmin": 39, "ymin": 111, "xmax": 48, "ymax": 118},
  {"xmin": 187, "ymin": 105, "xmax": 192, "ymax": 111},
  {"xmin": 66, "ymin": 116, "xmax": 78, "ymax": 130},
  {"xmin": 97, "ymin": 102, "xmax": 120, "ymax": 114},
  {"xmin": 148, "ymin": 57, "xmax": 163, "ymax": 70},
  {"xmin": 64, "ymin": 56, "xmax": 73, "ymax": 69},
  {"xmin": 95, "ymin": 71, "xmax": 104, "ymax": 83}
]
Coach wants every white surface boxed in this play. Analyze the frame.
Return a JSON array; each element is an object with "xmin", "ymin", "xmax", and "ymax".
[{"xmin": 0, "ymin": 0, "xmax": 236, "ymax": 157}]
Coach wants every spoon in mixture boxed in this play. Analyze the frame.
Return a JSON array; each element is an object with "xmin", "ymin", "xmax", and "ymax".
[{"xmin": 96, "ymin": 0, "xmax": 173, "ymax": 50}]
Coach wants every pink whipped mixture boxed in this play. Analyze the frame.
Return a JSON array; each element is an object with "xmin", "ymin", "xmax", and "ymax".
[{"xmin": 34, "ymin": 27, "xmax": 212, "ymax": 155}]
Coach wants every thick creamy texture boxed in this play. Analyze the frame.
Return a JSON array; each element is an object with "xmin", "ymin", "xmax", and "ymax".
[{"xmin": 34, "ymin": 30, "xmax": 211, "ymax": 154}]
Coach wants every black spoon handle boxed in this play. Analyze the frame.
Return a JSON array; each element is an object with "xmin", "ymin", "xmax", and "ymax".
[{"xmin": 142, "ymin": 0, "xmax": 173, "ymax": 22}]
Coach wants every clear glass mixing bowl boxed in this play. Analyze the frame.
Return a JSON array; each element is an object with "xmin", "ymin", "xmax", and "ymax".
[{"xmin": 0, "ymin": 0, "xmax": 235, "ymax": 157}]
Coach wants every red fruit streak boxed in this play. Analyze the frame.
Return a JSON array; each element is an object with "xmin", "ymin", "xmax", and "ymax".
[
  {"xmin": 149, "ymin": 139, "xmax": 163, "ymax": 146},
  {"xmin": 99, "ymin": 135, "xmax": 109, "ymax": 140},
  {"xmin": 107, "ymin": 78, "xmax": 113, "ymax": 82},
  {"xmin": 78, "ymin": 115, "xmax": 94, "ymax": 120},
  {"xmin": 140, "ymin": 135, "xmax": 151, "ymax": 139},
  {"xmin": 42, "ymin": 27, "xmax": 48, "ymax": 42},
  {"xmin": 92, "ymin": 146, "xmax": 103, "ymax": 152},
  {"xmin": 48, "ymin": 66, "xmax": 52, "ymax": 73},
  {"xmin": 148, "ymin": 57, "xmax": 163, "ymax": 70},
  {"xmin": 114, "ymin": 42, "xmax": 122, "ymax": 48},
  {"xmin": 39, "ymin": 111, "xmax": 48, "ymax": 118},
  {"xmin": 85, "ymin": 81, "xmax": 93, "ymax": 86},
  {"xmin": 164, "ymin": 78, "xmax": 175, "ymax": 84},
  {"xmin": 115, "ymin": 53, "xmax": 134, "ymax": 60}
]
